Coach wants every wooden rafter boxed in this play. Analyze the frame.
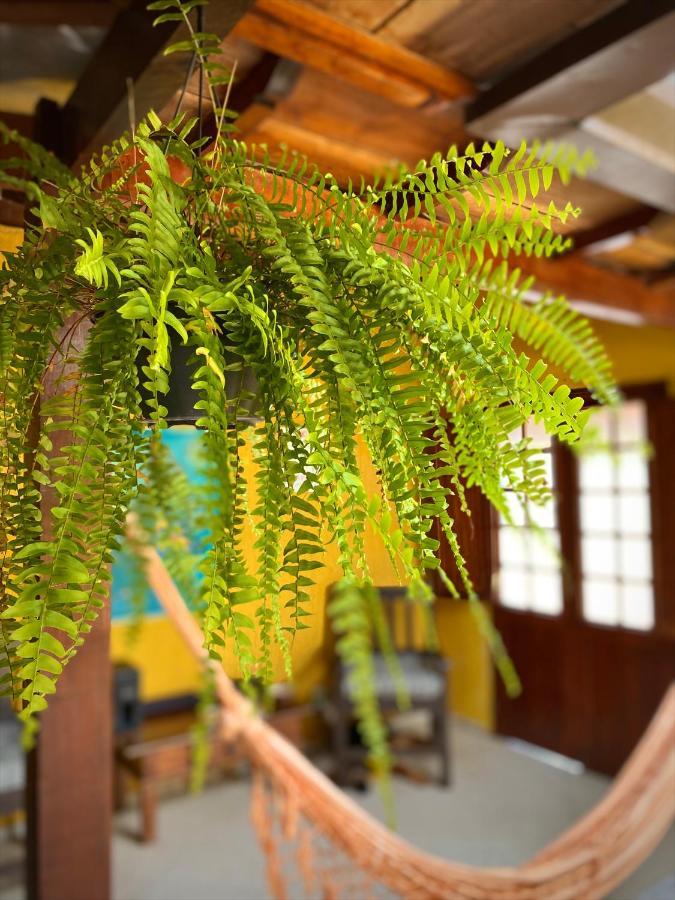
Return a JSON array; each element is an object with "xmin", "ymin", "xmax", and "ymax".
[
  {"xmin": 233, "ymin": 0, "xmax": 474, "ymax": 108},
  {"xmin": 467, "ymin": 0, "xmax": 675, "ymax": 212},
  {"xmin": 65, "ymin": 0, "xmax": 255, "ymax": 165},
  {"xmin": 468, "ymin": 0, "xmax": 675, "ymax": 127},
  {"xmin": 513, "ymin": 253, "xmax": 675, "ymax": 329},
  {"xmin": 568, "ymin": 206, "xmax": 660, "ymax": 255}
]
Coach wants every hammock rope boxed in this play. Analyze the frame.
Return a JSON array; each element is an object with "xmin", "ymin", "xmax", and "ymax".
[{"xmin": 139, "ymin": 538, "xmax": 675, "ymax": 900}]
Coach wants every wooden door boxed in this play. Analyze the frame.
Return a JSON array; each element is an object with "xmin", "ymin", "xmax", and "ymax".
[{"xmin": 493, "ymin": 386, "xmax": 675, "ymax": 775}]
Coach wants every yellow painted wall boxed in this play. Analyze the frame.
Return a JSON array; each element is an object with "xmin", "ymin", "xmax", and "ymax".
[
  {"xmin": 592, "ymin": 320, "xmax": 675, "ymax": 392},
  {"xmin": 0, "ymin": 225, "xmax": 23, "ymax": 259},
  {"xmin": 111, "ymin": 435, "xmax": 495, "ymax": 727}
]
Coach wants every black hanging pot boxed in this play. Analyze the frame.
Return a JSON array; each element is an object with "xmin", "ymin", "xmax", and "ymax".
[{"xmin": 138, "ymin": 332, "xmax": 261, "ymax": 426}]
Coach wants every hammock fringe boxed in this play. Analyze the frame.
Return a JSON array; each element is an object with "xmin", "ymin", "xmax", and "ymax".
[{"xmin": 138, "ymin": 535, "xmax": 675, "ymax": 900}]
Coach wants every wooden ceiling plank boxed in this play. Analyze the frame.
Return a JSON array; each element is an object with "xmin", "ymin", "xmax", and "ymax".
[
  {"xmin": 466, "ymin": 0, "xmax": 675, "ymax": 211},
  {"xmin": 468, "ymin": 0, "xmax": 675, "ymax": 124},
  {"xmin": 379, "ymin": 0, "xmax": 620, "ymax": 81},
  {"xmin": 270, "ymin": 68, "xmax": 465, "ymax": 170},
  {"xmin": 232, "ymin": 0, "xmax": 474, "ymax": 107},
  {"xmin": 256, "ymin": 0, "xmax": 474, "ymax": 97},
  {"xmin": 245, "ymin": 117, "xmax": 390, "ymax": 182},
  {"xmin": 234, "ymin": 10, "xmax": 427, "ymax": 107},
  {"xmin": 305, "ymin": 0, "xmax": 410, "ymax": 32}
]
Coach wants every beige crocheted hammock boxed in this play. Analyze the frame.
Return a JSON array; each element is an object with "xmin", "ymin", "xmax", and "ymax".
[{"xmin": 140, "ymin": 540, "xmax": 675, "ymax": 900}]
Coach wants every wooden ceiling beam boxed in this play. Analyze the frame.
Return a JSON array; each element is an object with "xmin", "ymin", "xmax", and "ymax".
[
  {"xmin": 63, "ymin": 0, "xmax": 255, "ymax": 166},
  {"xmin": 245, "ymin": 117, "xmax": 390, "ymax": 182},
  {"xmin": 232, "ymin": 0, "xmax": 474, "ymax": 108},
  {"xmin": 468, "ymin": 0, "xmax": 675, "ymax": 127},
  {"xmin": 512, "ymin": 253, "xmax": 675, "ymax": 329},
  {"xmin": 467, "ymin": 0, "xmax": 675, "ymax": 212},
  {"xmin": 569, "ymin": 206, "xmax": 660, "ymax": 255}
]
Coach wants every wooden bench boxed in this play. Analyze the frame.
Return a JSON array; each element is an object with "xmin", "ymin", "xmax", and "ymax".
[
  {"xmin": 114, "ymin": 703, "xmax": 313, "ymax": 842},
  {"xmin": 114, "ymin": 728, "xmax": 241, "ymax": 843}
]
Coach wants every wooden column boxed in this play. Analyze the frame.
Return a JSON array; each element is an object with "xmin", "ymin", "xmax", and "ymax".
[{"xmin": 26, "ymin": 317, "xmax": 113, "ymax": 900}]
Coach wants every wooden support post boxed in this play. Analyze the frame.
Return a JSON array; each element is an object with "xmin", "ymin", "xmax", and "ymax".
[{"xmin": 26, "ymin": 317, "xmax": 113, "ymax": 900}]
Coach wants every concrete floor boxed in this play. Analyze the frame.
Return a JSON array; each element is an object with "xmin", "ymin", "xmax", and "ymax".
[{"xmin": 111, "ymin": 721, "xmax": 675, "ymax": 900}]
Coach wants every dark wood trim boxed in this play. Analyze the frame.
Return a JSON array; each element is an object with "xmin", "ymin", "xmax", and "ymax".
[
  {"xmin": 493, "ymin": 381, "xmax": 675, "ymax": 773},
  {"xmin": 645, "ymin": 390, "xmax": 675, "ymax": 637},
  {"xmin": 553, "ymin": 443, "xmax": 581, "ymax": 623},
  {"xmin": 0, "ymin": 2, "xmax": 116, "ymax": 27},
  {"xmin": 0, "ymin": 196, "xmax": 25, "ymax": 228},
  {"xmin": 494, "ymin": 605, "xmax": 675, "ymax": 773},
  {"xmin": 432, "ymin": 480, "xmax": 494, "ymax": 600},
  {"xmin": 142, "ymin": 693, "xmax": 198, "ymax": 719}
]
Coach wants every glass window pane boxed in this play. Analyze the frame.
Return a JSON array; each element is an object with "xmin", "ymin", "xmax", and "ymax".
[
  {"xmin": 502, "ymin": 492, "xmax": 526, "ymax": 527},
  {"xmin": 587, "ymin": 407, "xmax": 613, "ymax": 442},
  {"xmin": 499, "ymin": 526, "xmax": 528, "ymax": 567},
  {"xmin": 577, "ymin": 399, "xmax": 654, "ymax": 633},
  {"xmin": 618, "ymin": 494, "xmax": 650, "ymax": 534},
  {"xmin": 499, "ymin": 416, "xmax": 562, "ymax": 616},
  {"xmin": 524, "ymin": 419, "xmax": 551, "ymax": 449},
  {"xmin": 617, "ymin": 450, "xmax": 649, "ymax": 490},
  {"xmin": 619, "ymin": 537, "xmax": 652, "ymax": 581},
  {"xmin": 579, "ymin": 452, "xmax": 614, "ymax": 491},
  {"xmin": 620, "ymin": 583, "xmax": 654, "ymax": 631},
  {"xmin": 617, "ymin": 399, "xmax": 647, "ymax": 444},
  {"xmin": 580, "ymin": 493, "xmax": 615, "ymax": 533},
  {"xmin": 499, "ymin": 569, "xmax": 528, "ymax": 610},
  {"xmin": 530, "ymin": 532, "xmax": 561, "ymax": 571},
  {"xmin": 582, "ymin": 535, "xmax": 617, "ymax": 578},
  {"xmin": 528, "ymin": 497, "xmax": 556, "ymax": 529},
  {"xmin": 531, "ymin": 572, "xmax": 563, "ymax": 615},
  {"xmin": 583, "ymin": 578, "xmax": 619, "ymax": 626}
]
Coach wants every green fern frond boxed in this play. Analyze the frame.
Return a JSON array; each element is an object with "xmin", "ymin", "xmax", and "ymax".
[{"xmin": 0, "ymin": 3, "xmax": 617, "ymax": 776}]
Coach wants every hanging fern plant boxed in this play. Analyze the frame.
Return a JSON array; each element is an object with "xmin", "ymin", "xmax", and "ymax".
[{"xmin": 0, "ymin": 0, "xmax": 616, "ymax": 765}]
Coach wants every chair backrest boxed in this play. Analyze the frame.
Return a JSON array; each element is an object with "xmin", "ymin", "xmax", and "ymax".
[
  {"xmin": 326, "ymin": 584, "xmax": 429, "ymax": 661},
  {"xmin": 377, "ymin": 586, "xmax": 420, "ymax": 653}
]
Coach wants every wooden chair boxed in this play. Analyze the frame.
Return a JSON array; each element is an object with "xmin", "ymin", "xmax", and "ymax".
[
  {"xmin": 114, "ymin": 727, "xmax": 241, "ymax": 842},
  {"xmin": 328, "ymin": 586, "xmax": 451, "ymax": 786}
]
